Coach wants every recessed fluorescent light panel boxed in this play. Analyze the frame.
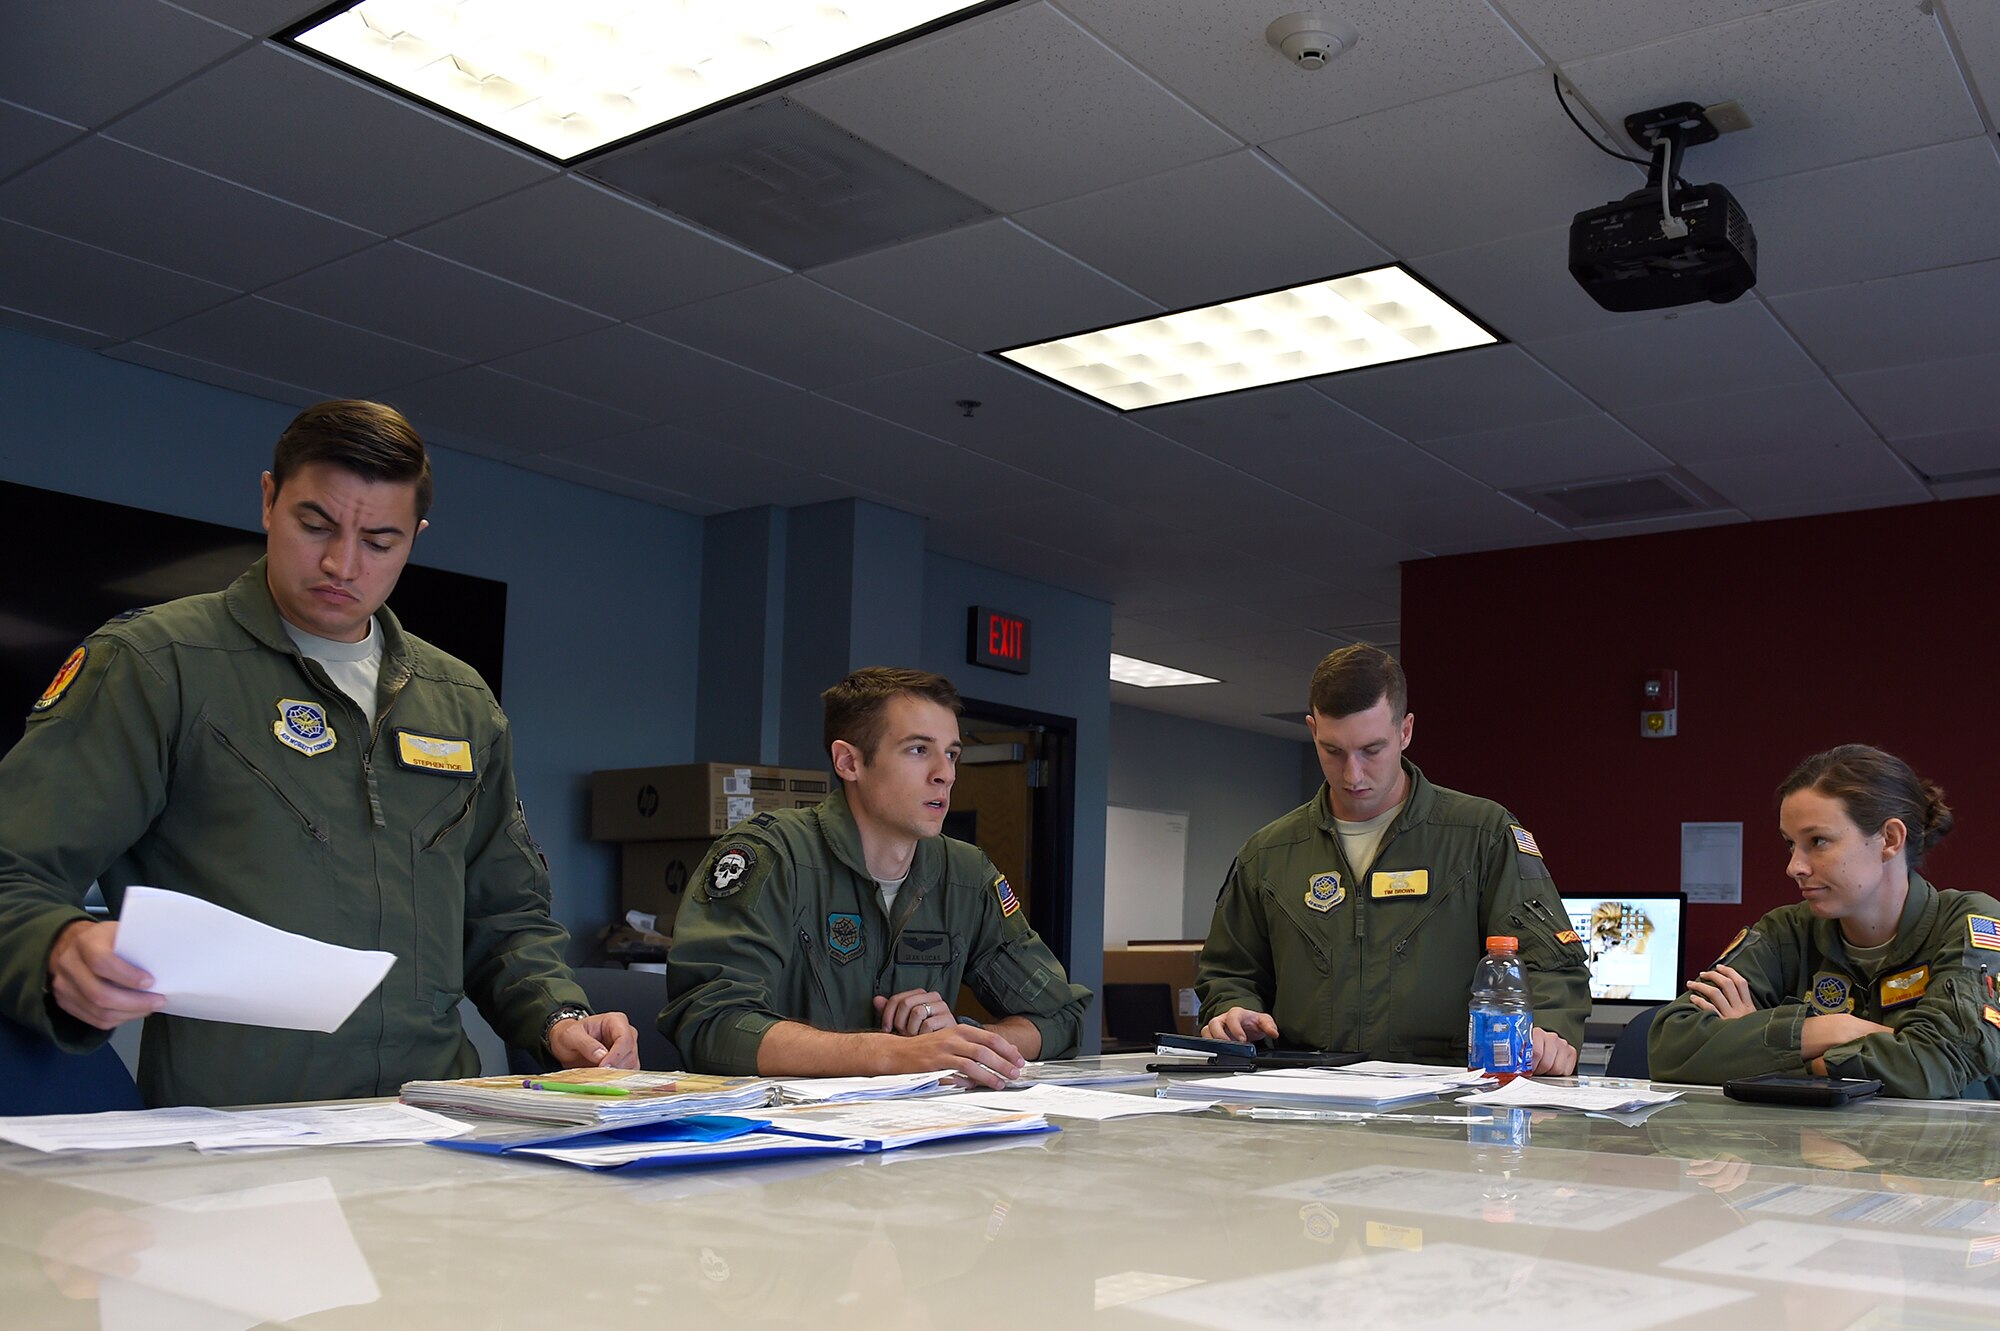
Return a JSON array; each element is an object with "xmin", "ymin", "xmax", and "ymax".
[
  {"xmin": 1110, "ymin": 654, "xmax": 1220, "ymax": 688},
  {"xmin": 287, "ymin": 1, "xmax": 1002, "ymax": 163},
  {"xmin": 997, "ymin": 265, "xmax": 1499, "ymax": 411}
]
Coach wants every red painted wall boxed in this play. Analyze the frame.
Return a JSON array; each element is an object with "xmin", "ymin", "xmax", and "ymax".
[{"xmin": 1402, "ymin": 495, "xmax": 2000, "ymax": 980}]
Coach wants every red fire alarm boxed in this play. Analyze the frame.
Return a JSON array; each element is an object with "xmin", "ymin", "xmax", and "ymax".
[{"xmin": 1640, "ymin": 669, "xmax": 1678, "ymax": 738}]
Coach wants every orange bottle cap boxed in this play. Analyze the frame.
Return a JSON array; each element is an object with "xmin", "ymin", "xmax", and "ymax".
[{"xmin": 1485, "ymin": 936, "xmax": 1518, "ymax": 951}]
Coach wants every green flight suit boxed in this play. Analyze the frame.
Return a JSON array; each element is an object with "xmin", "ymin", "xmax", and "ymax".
[
  {"xmin": 1196, "ymin": 760, "xmax": 1590, "ymax": 1060},
  {"xmin": 662, "ymin": 786, "xmax": 1091, "ymax": 1074},
  {"xmin": 1647, "ymin": 872, "xmax": 2000, "ymax": 1098},
  {"xmin": 0, "ymin": 559, "xmax": 588, "ymax": 1107}
]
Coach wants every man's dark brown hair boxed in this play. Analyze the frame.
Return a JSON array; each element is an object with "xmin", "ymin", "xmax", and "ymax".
[
  {"xmin": 823, "ymin": 667, "xmax": 963, "ymax": 763},
  {"xmin": 1308, "ymin": 643, "xmax": 1408, "ymax": 720},
  {"xmin": 272, "ymin": 400, "xmax": 433, "ymax": 519}
]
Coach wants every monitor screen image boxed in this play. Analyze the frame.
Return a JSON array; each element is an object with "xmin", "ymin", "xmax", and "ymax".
[{"xmin": 1560, "ymin": 894, "xmax": 1687, "ymax": 1004}]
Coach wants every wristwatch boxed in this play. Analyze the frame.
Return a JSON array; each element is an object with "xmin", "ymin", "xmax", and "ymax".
[{"xmin": 541, "ymin": 1004, "xmax": 593, "ymax": 1053}]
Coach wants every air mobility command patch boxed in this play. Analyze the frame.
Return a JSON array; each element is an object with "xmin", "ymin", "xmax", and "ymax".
[
  {"xmin": 1969, "ymin": 915, "xmax": 2000, "ymax": 952},
  {"xmin": 1370, "ymin": 869, "xmax": 1429, "ymax": 899},
  {"xmin": 33, "ymin": 646, "xmax": 87, "ymax": 712},
  {"xmin": 1298, "ymin": 1203, "xmax": 1339, "ymax": 1244},
  {"xmin": 272, "ymin": 699, "xmax": 336, "ymax": 756},
  {"xmin": 827, "ymin": 912, "xmax": 863, "ymax": 965},
  {"xmin": 706, "ymin": 844, "xmax": 757, "ymax": 900},
  {"xmin": 1811, "ymin": 971, "xmax": 1854, "ymax": 1013},
  {"xmin": 1305, "ymin": 871, "xmax": 1344, "ymax": 913},
  {"xmin": 1879, "ymin": 964, "xmax": 1929, "ymax": 1007},
  {"xmin": 995, "ymin": 875, "xmax": 1021, "ymax": 918}
]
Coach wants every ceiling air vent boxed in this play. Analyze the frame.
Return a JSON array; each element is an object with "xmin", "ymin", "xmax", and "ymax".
[
  {"xmin": 1510, "ymin": 470, "xmax": 1726, "ymax": 530},
  {"xmin": 582, "ymin": 96, "xmax": 992, "ymax": 269}
]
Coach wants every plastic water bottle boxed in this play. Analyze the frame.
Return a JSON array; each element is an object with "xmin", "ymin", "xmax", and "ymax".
[{"xmin": 1468, "ymin": 935, "xmax": 1533, "ymax": 1082}]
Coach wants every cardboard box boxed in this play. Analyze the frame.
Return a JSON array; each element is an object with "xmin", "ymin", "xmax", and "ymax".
[
  {"xmin": 619, "ymin": 838, "xmax": 716, "ymax": 927},
  {"xmin": 591, "ymin": 763, "xmax": 831, "ymax": 841},
  {"xmin": 1102, "ymin": 943, "xmax": 1204, "ymax": 1036}
]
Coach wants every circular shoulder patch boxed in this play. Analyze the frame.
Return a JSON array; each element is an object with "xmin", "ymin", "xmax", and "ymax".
[
  {"xmin": 708, "ymin": 844, "xmax": 758, "ymax": 899},
  {"xmin": 32, "ymin": 646, "xmax": 88, "ymax": 712}
]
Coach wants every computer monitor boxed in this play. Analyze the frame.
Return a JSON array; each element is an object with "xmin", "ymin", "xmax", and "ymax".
[{"xmin": 1559, "ymin": 893, "xmax": 1687, "ymax": 1006}]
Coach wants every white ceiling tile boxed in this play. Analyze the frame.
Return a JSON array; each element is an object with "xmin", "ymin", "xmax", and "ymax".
[
  {"xmin": 810, "ymin": 219, "xmax": 1154, "ymax": 351},
  {"xmin": 0, "ymin": 0, "xmax": 243, "ymax": 128},
  {"xmin": 541, "ymin": 425, "xmax": 864, "ymax": 513},
  {"xmin": 169, "ymin": 2, "xmax": 325, "ymax": 36},
  {"xmin": 1423, "ymin": 414, "xmax": 1668, "ymax": 488},
  {"xmin": 1266, "ymin": 70, "xmax": 1640, "ymax": 256},
  {"xmin": 637, "ymin": 276, "xmax": 960, "ymax": 391},
  {"xmin": 1141, "ymin": 384, "xmax": 1412, "ymax": 501},
  {"xmin": 1735, "ymin": 137, "xmax": 2000, "ymax": 296},
  {"xmin": 796, "ymin": 4, "xmax": 1238, "ymax": 213},
  {"xmin": 1315, "ymin": 345, "xmax": 1598, "ymax": 439},
  {"xmin": 1240, "ymin": 588, "xmax": 1401, "ymax": 632},
  {"xmin": 1524, "ymin": 300, "xmax": 1823, "ymax": 410},
  {"xmin": 404, "ymin": 176, "xmax": 783, "ymax": 323},
  {"xmin": 102, "ymin": 341, "xmax": 321, "ymax": 407},
  {"xmin": 1016, "ymin": 151, "xmax": 1391, "ymax": 307},
  {"xmin": 109, "ymin": 44, "xmax": 552, "ymax": 234},
  {"xmin": 1412, "ymin": 226, "xmax": 1630, "ymax": 343},
  {"xmin": 1838, "ymin": 350, "xmax": 2000, "ymax": 439},
  {"xmin": 0, "ymin": 101, "xmax": 83, "ymax": 181},
  {"xmin": 1888, "ymin": 427, "xmax": 2000, "ymax": 482},
  {"xmin": 1126, "ymin": 604, "xmax": 1297, "ymax": 642},
  {"xmin": 263, "ymin": 243, "xmax": 609, "ymax": 362},
  {"xmin": 0, "ymin": 307, "xmax": 116, "ymax": 350},
  {"xmin": 513, "ymin": 451, "xmax": 730, "ymax": 516},
  {"xmin": 1398, "ymin": 490, "xmax": 1571, "ymax": 554},
  {"xmin": 138, "ymin": 296, "xmax": 460, "ymax": 397},
  {"xmin": 1682, "ymin": 437, "xmax": 1928, "ymax": 517},
  {"xmin": 1618, "ymin": 379, "xmax": 1877, "ymax": 464},
  {"xmin": 927, "ymin": 523, "xmax": 1127, "ymax": 602},
  {"xmin": 1952, "ymin": 0, "xmax": 2000, "ymax": 102},
  {"xmin": 384, "ymin": 368, "xmax": 649, "ymax": 459},
  {"xmin": 1564, "ymin": 0, "xmax": 1980, "ymax": 183},
  {"xmin": 1769, "ymin": 256, "xmax": 2000, "ymax": 376},
  {"xmin": 0, "ymin": 137, "xmax": 377, "ymax": 289},
  {"xmin": 0, "ymin": 219, "xmax": 233, "ymax": 342},
  {"xmin": 1497, "ymin": 0, "xmax": 1795, "ymax": 62},
  {"xmin": 490, "ymin": 324, "xmax": 793, "ymax": 422},
  {"xmin": 1573, "ymin": 508, "xmax": 1748, "ymax": 540},
  {"xmin": 1062, "ymin": 0, "xmax": 1541, "ymax": 145},
  {"xmin": 679, "ymin": 391, "xmax": 1068, "ymax": 517},
  {"xmin": 1112, "ymin": 556, "xmax": 1346, "ymax": 614}
]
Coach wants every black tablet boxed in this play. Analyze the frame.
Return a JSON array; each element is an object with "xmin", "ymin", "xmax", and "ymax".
[{"xmin": 1723, "ymin": 1072, "xmax": 1884, "ymax": 1107}]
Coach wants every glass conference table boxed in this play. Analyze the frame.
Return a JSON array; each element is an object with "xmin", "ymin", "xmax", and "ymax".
[{"xmin": 2, "ymin": 1055, "xmax": 1997, "ymax": 1330}]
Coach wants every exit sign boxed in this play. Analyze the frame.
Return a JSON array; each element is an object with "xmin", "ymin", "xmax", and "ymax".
[{"xmin": 968, "ymin": 605, "xmax": 1031, "ymax": 675}]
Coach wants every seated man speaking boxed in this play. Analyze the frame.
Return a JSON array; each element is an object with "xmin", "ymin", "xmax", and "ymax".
[
  {"xmin": 664, "ymin": 667, "xmax": 1090, "ymax": 1088},
  {"xmin": 1197, "ymin": 644, "xmax": 1589, "ymax": 1072}
]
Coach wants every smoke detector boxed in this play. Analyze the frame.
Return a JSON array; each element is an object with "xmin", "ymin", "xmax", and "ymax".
[{"xmin": 1266, "ymin": 13, "xmax": 1360, "ymax": 70}]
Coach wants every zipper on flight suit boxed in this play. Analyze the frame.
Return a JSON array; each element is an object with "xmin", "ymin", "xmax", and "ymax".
[
  {"xmin": 212, "ymin": 728, "xmax": 327, "ymax": 842},
  {"xmin": 797, "ymin": 927, "xmax": 837, "ymax": 1013},
  {"xmin": 422, "ymin": 777, "xmax": 484, "ymax": 851},
  {"xmin": 358, "ymin": 667, "xmax": 410, "ymax": 831}
]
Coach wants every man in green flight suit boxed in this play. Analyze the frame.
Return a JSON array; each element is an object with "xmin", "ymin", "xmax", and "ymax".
[
  {"xmin": 1197, "ymin": 644, "xmax": 1590, "ymax": 1070},
  {"xmin": 0, "ymin": 400, "xmax": 636, "ymax": 1106},
  {"xmin": 663, "ymin": 667, "xmax": 1091, "ymax": 1088}
]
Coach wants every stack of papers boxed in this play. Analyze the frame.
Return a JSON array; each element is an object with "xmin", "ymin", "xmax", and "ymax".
[
  {"xmin": 1163, "ymin": 1069, "xmax": 1462, "ymax": 1109},
  {"xmin": 399, "ymin": 1068, "xmax": 772, "ymax": 1127},
  {"xmin": 1340, "ymin": 1061, "xmax": 1494, "ymax": 1086},
  {"xmin": 744, "ymin": 1099, "xmax": 1055, "ymax": 1149},
  {"xmin": 1456, "ymin": 1080, "xmax": 1684, "ymax": 1113},
  {"xmin": 1009, "ymin": 1063, "xmax": 1157, "ymax": 1088},
  {"xmin": 772, "ymin": 1073, "xmax": 949, "ymax": 1104},
  {"xmin": 0, "ymin": 1103, "xmax": 470, "ymax": 1153},
  {"xmin": 959, "ymin": 1084, "xmax": 1209, "ymax": 1121}
]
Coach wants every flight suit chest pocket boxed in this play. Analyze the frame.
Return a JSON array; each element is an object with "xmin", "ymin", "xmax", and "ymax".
[
  {"xmin": 1263, "ymin": 882, "xmax": 1332, "ymax": 974},
  {"xmin": 412, "ymin": 776, "xmax": 483, "ymax": 857},
  {"xmin": 203, "ymin": 719, "xmax": 328, "ymax": 844}
]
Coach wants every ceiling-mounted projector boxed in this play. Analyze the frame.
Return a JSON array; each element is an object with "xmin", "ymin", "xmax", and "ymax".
[{"xmin": 1569, "ymin": 101, "xmax": 1756, "ymax": 313}]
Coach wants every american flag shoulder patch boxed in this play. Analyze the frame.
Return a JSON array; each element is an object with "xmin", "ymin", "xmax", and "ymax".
[
  {"xmin": 995, "ymin": 875, "xmax": 1021, "ymax": 918},
  {"xmin": 1969, "ymin": 915, "xmax": 2000, "ymax": 952},
  {"xmin": 1511, "ymin": 825, "xmax": 1542, "ymax": 858}
]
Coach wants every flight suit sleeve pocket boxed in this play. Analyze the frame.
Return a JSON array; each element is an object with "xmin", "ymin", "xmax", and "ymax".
[{"xmin": 970, "ymin": 942, "xmax": 1055, "ymax": 1015}]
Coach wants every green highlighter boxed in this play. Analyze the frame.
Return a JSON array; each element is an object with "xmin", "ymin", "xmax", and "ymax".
[{"xmin": 523, "ymin": 1080, "xmax": 632, "ymax": 1097}]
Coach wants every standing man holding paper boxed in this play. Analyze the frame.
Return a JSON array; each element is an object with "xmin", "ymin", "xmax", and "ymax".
[{"xmin": 0, "ymin": 400, "xmax": 636, "ymax": 1106}]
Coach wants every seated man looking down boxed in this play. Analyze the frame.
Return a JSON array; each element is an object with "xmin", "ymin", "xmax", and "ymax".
[
  {"xmin": 1197, "ymin": 644, "xmax": 1590, "ymax": 1071},
  {"xmin": 663, "ymin": 667, "xmax": 1090, "ymax": 1088}
]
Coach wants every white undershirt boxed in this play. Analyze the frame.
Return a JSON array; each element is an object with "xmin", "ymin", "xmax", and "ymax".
[
  {"xmin": 877, "ymin": 873, "xmax": 909, "ymax": 917},
  {"xmin": 1335, "ymin": 800, "xmax": 1403, "ymax": 878},
  {"xmin": 283, "ymin": 618, "xmax": 384, "ymax": 731},
  {"xmin": 1844, "ymin": 935, "xmax": 1893, "ymax": 979}
]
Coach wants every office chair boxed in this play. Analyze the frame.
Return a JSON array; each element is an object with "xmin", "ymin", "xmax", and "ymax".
[
  {"xmin": 0, "ymin": 1014, "xmax": 144, "ymax": 1115},
  {"xmin": 506, "ymin": 967, "xmax": 684, "ymax": 1074},
  {"xmin": 1604, "ymin": 1005, "xmax": 1660, "ymax": 1078},
  {"xmin": 1100, "ymin": 982, "xmax": 1178, "ymax": 1051}
]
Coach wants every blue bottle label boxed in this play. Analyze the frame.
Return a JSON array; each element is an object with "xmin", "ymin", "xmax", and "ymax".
[{"xmin": 1469, "ymin": 1010, "xmax": 1532, "ymax": 1075}]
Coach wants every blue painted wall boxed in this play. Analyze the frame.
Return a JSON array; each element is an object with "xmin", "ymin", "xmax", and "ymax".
[{"xmin": 0, "ymin": 329, "xmax": 702, "ymax": 954}]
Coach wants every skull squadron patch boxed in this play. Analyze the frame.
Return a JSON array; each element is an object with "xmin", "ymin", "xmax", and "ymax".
[{"xmin": 707, "ymin": 844, "xmax": 757, "ymax": 899}]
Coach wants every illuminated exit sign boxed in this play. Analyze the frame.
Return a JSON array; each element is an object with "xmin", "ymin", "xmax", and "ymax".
[{"xmin": 967, "ymin": 605, "xmax": 1031, "ymax": 675}]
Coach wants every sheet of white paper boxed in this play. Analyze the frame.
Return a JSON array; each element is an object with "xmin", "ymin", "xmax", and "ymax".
[
  {"xmin": 1258, "ymin": 1163, "xmax": 1692, "ymax": 1231},
  {"xmin": 1681, "ymin": 821, "xmax": 1744, "ymax": 904},
  {"xmin": 1147, "ymin": 1242, "xmax": 1747, "ymax": 1331},
  {"xmin": 1664, "ymin": 1220, "xmax": 2000, "ymax": 1307},
  {"xmin": 1179, "ymin": 1071, "xmax": 1463, "ymax": 1104},
  {"xmin": 523, "ymin": 1133, "xmax": 869, "ymax": 1168},
  {"xmin": 1294, "ymin": 1062, "xmax": 1491, "ymax": 1086},
  {"xmin": 0, "ymin": 1107, "xmax": 302, "ymax": 1153},
  {"xmin": 197, "ymin": 1104, "xmax": 473, "ymax": 1152},
  {"xmin": 94, "ymin": 1177, "xmax": 378, "ymax": 1331},
  {"xmin": 1455, "ymin": 1080, "xmax": 1682, "ymax": 1112},
  {"xmin": 772, "ymin": 1073, "xmax": 945, "ymax": 1102},
  {"xmin": 956, "ymin": 1085, "xmax": 1213, "ymax": 1120},
  {"xmin": 114, "ymin": 886, "xmax": 394, "ymax": 1033}
]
